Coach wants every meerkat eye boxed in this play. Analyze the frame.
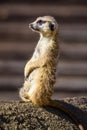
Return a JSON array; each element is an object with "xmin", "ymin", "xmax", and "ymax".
[{"xmin": 37, "ymin": 20, "xmax": 46, "ymax": 25}]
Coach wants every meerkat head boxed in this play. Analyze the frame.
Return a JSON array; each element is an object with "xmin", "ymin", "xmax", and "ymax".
[{"xmin": 29, "ymin": 16, "xmax": 58, "ymax": 37}]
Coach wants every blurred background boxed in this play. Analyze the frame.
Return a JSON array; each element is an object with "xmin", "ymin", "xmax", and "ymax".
[{"xmin": 0, "ymin": 0, "xmax": 87, "ymax": 100}]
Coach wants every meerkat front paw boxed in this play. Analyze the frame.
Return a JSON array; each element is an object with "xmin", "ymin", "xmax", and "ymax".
[{"xmin": 24, "ymin": 61, "xmax": 33, "ymax": 78}]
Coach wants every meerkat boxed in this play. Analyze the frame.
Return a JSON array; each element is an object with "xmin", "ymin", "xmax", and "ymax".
[{"xmin": 19, "ymin": 16, "xmax": 84, "ymax": 130}]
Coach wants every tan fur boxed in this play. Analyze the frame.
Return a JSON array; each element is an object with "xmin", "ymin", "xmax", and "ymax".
[{"xmin": 19, "ymin": 16, "xmax": 84, "ymax": 130}]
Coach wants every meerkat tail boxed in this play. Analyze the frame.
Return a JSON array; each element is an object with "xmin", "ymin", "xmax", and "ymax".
[{"xmin": 48, "ymin": 100, "xmax": 84, "ymax": 130}]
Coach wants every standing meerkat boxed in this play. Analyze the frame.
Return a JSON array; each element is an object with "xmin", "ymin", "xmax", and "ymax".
[{"xmin": 19, "ymin": 16, "xmax": 84, "ymax": 130}]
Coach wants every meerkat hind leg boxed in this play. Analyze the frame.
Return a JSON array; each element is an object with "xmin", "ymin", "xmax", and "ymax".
[{"xmin": 28, "ymin": 82, "xmax": 52, "ymax": 106}]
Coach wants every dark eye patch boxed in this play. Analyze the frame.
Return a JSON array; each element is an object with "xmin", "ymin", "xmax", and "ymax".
[{"xmin": 37, "ymin": 20, "xmax": 46, "ymax": 25}]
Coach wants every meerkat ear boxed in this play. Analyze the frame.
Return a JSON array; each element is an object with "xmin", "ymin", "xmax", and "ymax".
[{"xmin": 49, "ymin": 23, "xmax": 55, "ymax": 31}]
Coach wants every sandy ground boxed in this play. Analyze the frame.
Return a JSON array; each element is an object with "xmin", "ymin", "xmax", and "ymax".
[{"xmin": 0, "ymin": 96, "xmax": 87, "ymax": 130}]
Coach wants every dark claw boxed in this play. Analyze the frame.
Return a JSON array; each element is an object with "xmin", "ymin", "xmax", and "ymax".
[{"xmin": 25, "ymin": 72, "xmax": 30, "ymax": 81}]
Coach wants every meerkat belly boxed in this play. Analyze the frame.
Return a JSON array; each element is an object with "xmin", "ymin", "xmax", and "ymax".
[
  {"xmin": 29, "ymin": 67, "xmax": 55, "ymax": 86},
  {"xmin": 28, "ymin": 67, "xmax": 55, "ymax": 104}
]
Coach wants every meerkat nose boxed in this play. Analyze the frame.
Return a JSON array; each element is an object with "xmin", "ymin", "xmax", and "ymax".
[{"xmin": 29, "ymin": 23, "xmax": 33, "ymax": 28}]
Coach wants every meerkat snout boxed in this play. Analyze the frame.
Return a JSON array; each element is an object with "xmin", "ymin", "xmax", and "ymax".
[
  {"xmin": 29, "ymin": 23, "xmax": 39, "ymax": 31},
  {"xmin": 29, "ymin": 23, "xmax": 33, "ymax": 28}
]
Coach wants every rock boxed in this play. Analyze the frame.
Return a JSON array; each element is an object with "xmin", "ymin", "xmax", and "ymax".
[{"xmin": 0, "ymin": 96, "xmax": 87, "ymax": 130}]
